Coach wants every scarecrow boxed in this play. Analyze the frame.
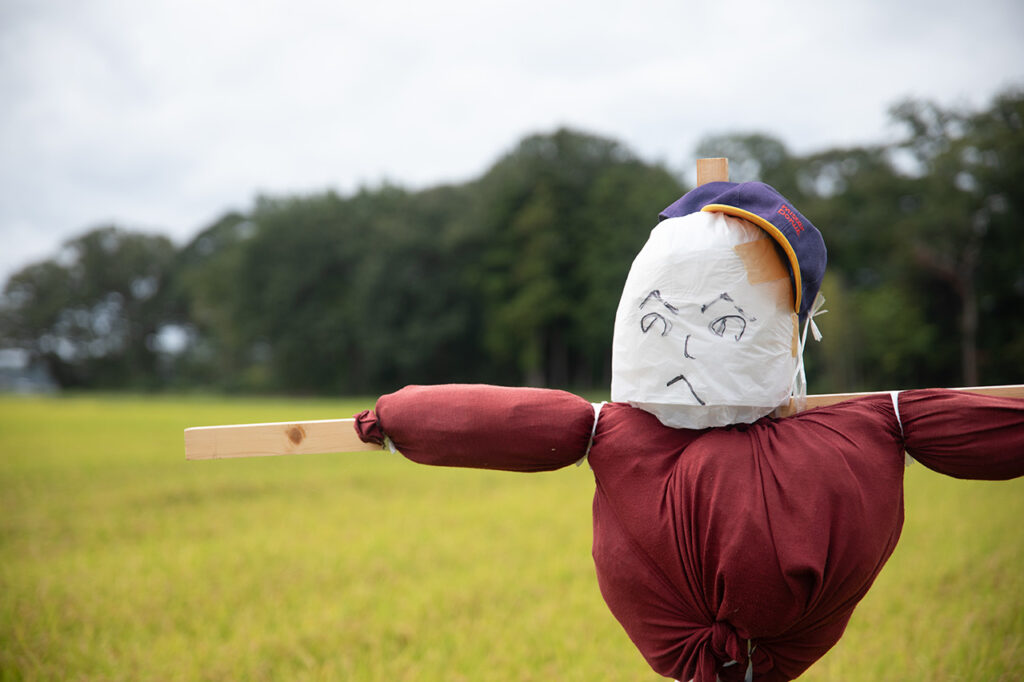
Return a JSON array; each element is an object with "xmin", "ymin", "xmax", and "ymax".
[{"xmin": 186, "ymin": 162, "xmax": 1024, "ymax": 682}]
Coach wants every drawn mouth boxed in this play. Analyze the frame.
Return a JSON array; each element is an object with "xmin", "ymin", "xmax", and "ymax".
[{"xmin": 665, "ymin": 373, "xmax": 706, "ymax": 405}]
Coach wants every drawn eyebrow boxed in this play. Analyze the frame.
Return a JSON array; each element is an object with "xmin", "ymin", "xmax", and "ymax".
[
  {"xmin": 665, "ymin": 373, "xmax": 706, "ymax": 405},
  {"xmin": 640, "ymin": 290, "xmax": 679, "ymax": 314},
  {"xmin": 701, "ymin": 292, "xmax": 733, "ymax": 313},
  {"xmin": 734, "ymin": 306, "xmax": 757, "ymax": 322},
  {"xmin": 702, "ymin": 291, "xmax": 757, "ymax": 322}
]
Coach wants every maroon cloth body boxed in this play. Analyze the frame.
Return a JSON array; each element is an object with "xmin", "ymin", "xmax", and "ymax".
[{"xmin": 354, "ymin": 385, "xmax": 1024, "ymax": 681}]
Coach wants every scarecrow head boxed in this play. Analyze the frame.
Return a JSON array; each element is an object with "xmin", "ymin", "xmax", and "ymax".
[{"xmin": 611, "ymin": 182, "xmax": 827, "ymax": 429}]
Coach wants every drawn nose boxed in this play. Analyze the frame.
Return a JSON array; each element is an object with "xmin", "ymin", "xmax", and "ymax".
[{"xmin": 684, "ymin": 334, "xmax": 696, "ymax": 359}]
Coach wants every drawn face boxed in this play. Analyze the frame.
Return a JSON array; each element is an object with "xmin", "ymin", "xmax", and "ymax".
[
  {"xmin": 636, "ymin": 288, "xmax": 763, "ymax": 406},
  {"xmin": 611, "ymin": 211, "xmax": 797, "ymax": 428}
]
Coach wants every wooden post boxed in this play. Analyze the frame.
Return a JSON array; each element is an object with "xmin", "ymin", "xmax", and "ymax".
[{"xmin": 696, "ymin": 157, "xmax": 729, "ymax": 186}]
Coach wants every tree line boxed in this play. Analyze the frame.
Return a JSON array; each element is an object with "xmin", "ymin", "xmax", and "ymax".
[{"xmin": 2, "ymin": 89, "xmax": 1022, "ymax": 396}]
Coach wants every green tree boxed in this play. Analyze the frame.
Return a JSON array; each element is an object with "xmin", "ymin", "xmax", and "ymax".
[
  {"xmin": 888, "ymin": 88, "xmax": 1024, "ymax": 385},
  {"xmin": 472, "ymin": 128, "xmax": 683, "ymax": 387},
  {"xmin": 793, "ymin": 144, "xmax": 943, "ymax": 392},
  {"xmin": 0, "ymin": 226, "xmax": 178, "ymax": 387},
  {"xmin": 174, "ymin": 183, "xmax": 490, "ymax": 394},
  {"xmin": 167, "ymin": 211, "xmax": 257, "ymax": 389},
  {"xmin": 341, "ymin": 183, "xmax": 489, "ymax": 391}
]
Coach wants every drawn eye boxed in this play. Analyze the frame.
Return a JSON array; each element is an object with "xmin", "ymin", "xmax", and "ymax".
[
  {"xmin": 708, "ymin": 315, "xmax": 746, "ymax": 341},
  {"xmin": 640, "ymin": 312, "xmax": 672, "ymax": 336}
]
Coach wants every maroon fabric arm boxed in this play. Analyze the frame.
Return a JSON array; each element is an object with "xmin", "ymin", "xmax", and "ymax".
[
  {"xmin": 900, "ymin": 389, "xmax": 1024, "ymax": 480},
  {"xmin": 355, "ymin": 384, "xmax": 596, "ymax": 472}
]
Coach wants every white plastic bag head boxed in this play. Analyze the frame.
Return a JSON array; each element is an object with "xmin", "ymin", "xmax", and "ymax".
[{"xmin": 611, "ymin": 211, "xmax": 797, "ymax": 429}]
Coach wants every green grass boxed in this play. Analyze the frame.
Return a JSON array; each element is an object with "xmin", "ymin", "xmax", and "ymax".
[{"xmin": 1, "ymin": 394, "xmax": 1021, "ymax": 681}]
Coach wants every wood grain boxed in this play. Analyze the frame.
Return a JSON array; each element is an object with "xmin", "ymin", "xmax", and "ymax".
[{"xmin": 696, "ymin": 157, "xmax": 729, "ymax": 185}]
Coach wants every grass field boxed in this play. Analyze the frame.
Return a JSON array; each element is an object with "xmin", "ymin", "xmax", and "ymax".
[{"xmin": 1, "ymin": 393, "xmax": 1022, "ymax": 681}]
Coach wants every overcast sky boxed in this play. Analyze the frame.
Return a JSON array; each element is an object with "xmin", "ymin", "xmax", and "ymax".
[{"xmin": 2, "ymin": 0, "xmax": 1023, "ymax": 286}]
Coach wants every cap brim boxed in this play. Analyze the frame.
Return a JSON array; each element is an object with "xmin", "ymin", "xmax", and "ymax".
[{"xmin": 701, "ymin": 204, "xmax": 802, "ymax": 314}]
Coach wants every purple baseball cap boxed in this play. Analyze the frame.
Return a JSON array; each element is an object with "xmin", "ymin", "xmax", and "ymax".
[{"xmin": 659, "ymin": 181, "xmax": 827, "ymax": 320}]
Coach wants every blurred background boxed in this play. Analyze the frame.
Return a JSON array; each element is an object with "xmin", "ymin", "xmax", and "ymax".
[
  {"xmin": 3, "ymin": 5, "xmax": 1024, "ymax": 681},
  {"xmin": 2, "ymin": 0, "xmax": 1024, "ymax": 396}
]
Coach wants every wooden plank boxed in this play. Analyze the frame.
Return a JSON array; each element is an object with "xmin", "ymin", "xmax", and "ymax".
[
  {"xmin": 775, "ymin": 384, "xmax": 1024, "ymax": 417},
  {"xmin": 696, "ymin": 157, "xmax": 729, "ymax": 185},
  {"xmin": 184, "ymin": 418, "xmax": 381, "ymax": 460}
]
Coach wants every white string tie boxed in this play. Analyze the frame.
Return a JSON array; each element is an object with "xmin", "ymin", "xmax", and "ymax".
[
  {"xmin": 577, "ymin": 401, "xmax": 606, "ymax": 466},
  {"xmin": 717, "ymin": 640, "xmax": 754, "ymax": 682},
  {"xmin": 789, "ymin": 292, "xmax": 828, "ymax": 412},
  {"xmin": 890, "ymin": 391, "xmax": 904, "ymax": 436},
  {"xmin": 890, "ymin": 390, "xmax": 915, "ymax": 467}
]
